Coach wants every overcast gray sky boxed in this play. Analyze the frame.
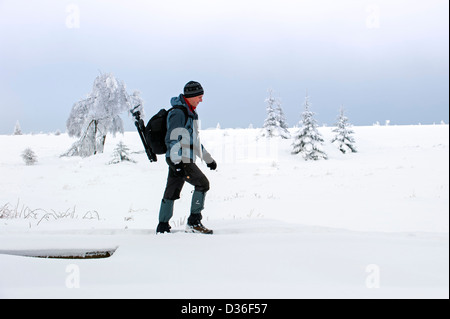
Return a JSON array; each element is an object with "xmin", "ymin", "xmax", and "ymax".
[{"xmin": 0, "ymin": 0, "xmax": 448, "ymax": 134}]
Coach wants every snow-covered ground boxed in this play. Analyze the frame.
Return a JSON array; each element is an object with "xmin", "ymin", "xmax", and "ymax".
[{"xmin": 0, "ymin": 125, "xmax": 448, "ymax": 299}]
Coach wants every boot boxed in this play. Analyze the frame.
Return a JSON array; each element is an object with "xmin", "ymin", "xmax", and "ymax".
[
  {"xmin": 156, "ymin": 222, "xmax": 171, "ymax": 234},
  {"xmin": 186, "ymin": 213, "xmax": 213, "ymax": 234},
  {"xmin": 186, "ymin": 191, "xmax": 213, "ymax": 234}
]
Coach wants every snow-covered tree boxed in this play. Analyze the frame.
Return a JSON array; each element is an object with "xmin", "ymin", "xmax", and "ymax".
[
  {"xmin": 261, "ymin": 89, "xmax": 290, "ymax": 139},
  {"xmin": 262, "ymin": 89, "xmax": 277, "ymax": 138},
  {"xmin": 109, "ymin": 141, "xmax": 135, "ymax": 164},
  {"xmin": 275, "ymin": 100, "xmax": 290, "ymax": 138},
  {"xmin": 13, "ymin": 121, "xmax": 22, "ymax": 135},
  {"xmin": 128, "ymin": 90, "xmax": 145, "ymax": 119},
  {"xmin": 22, "ymin": 148, "xmax": 37, "ymax": 165},
  {"xmin": 64, "ymin": 73, "xmax": 138, "ymax": 157},
  {"xmin": 331, "ymin": 106, "xmax": 357, "ymax": 154},
  {"xmin": 291, "ymin": 95, "xmax": 327, "ymax": 160}
]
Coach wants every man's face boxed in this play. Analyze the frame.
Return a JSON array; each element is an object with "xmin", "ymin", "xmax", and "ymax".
[{"xmin": 186, "ymin": 95, "xmax": 203, "ymax": 108}]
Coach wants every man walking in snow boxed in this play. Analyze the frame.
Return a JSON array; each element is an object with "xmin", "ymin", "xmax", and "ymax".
[{"xmin": 157, "ymin": 81, "xmax": 217, "ymax": 234}]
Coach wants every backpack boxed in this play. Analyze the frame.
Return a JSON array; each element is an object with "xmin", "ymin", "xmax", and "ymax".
[{"xmin": 145, "ymin": 106, "xmax": 189, "ymax": 155}]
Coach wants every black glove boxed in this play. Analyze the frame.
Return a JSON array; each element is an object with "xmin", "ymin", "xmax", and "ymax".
[
  {"xmin": 166, "ymin": 157, "xmax": 185, "ymax": 177},
  {"xmin": 207, "ymin": 160, "xmax": 217, "ymax": 171}
]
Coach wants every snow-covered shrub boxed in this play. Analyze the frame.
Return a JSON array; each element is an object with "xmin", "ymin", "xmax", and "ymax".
[
  {"xmin": 109, "ymin": 141, "xmax": 135, "ymax": 164},
  {"xmin": 22, "ymin": 148, "xmax": 38, "ymax": 165}
]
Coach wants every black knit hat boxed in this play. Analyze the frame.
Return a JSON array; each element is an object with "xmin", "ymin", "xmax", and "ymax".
[{"xmin": 184, "ymin": 81, "xmax": 204, "ymax": 98}]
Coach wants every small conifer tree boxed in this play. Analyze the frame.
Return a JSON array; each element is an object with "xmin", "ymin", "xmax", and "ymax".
[
  {"xmin": 14, "ymin": 121, "xmax": 22, "ymax": 135},
  {"xmin": 262, "ymin": 89, "xmax": 290, "ymax": 139},
  {"xmin": 331, "ymin": 106, "xmax": 357, "ymax": 154},
  {"xmin": 292, "ymin": 94, "xmax": 327, "ymax": 160},
  {"xmin": 109, "ymin": 141, "xmax": 135, "ymax": 164}
]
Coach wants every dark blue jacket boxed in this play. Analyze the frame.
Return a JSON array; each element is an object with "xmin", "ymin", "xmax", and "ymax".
[{"xmin": 165, "ymin": 94, "xmax": 212, "ymax": 164}]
